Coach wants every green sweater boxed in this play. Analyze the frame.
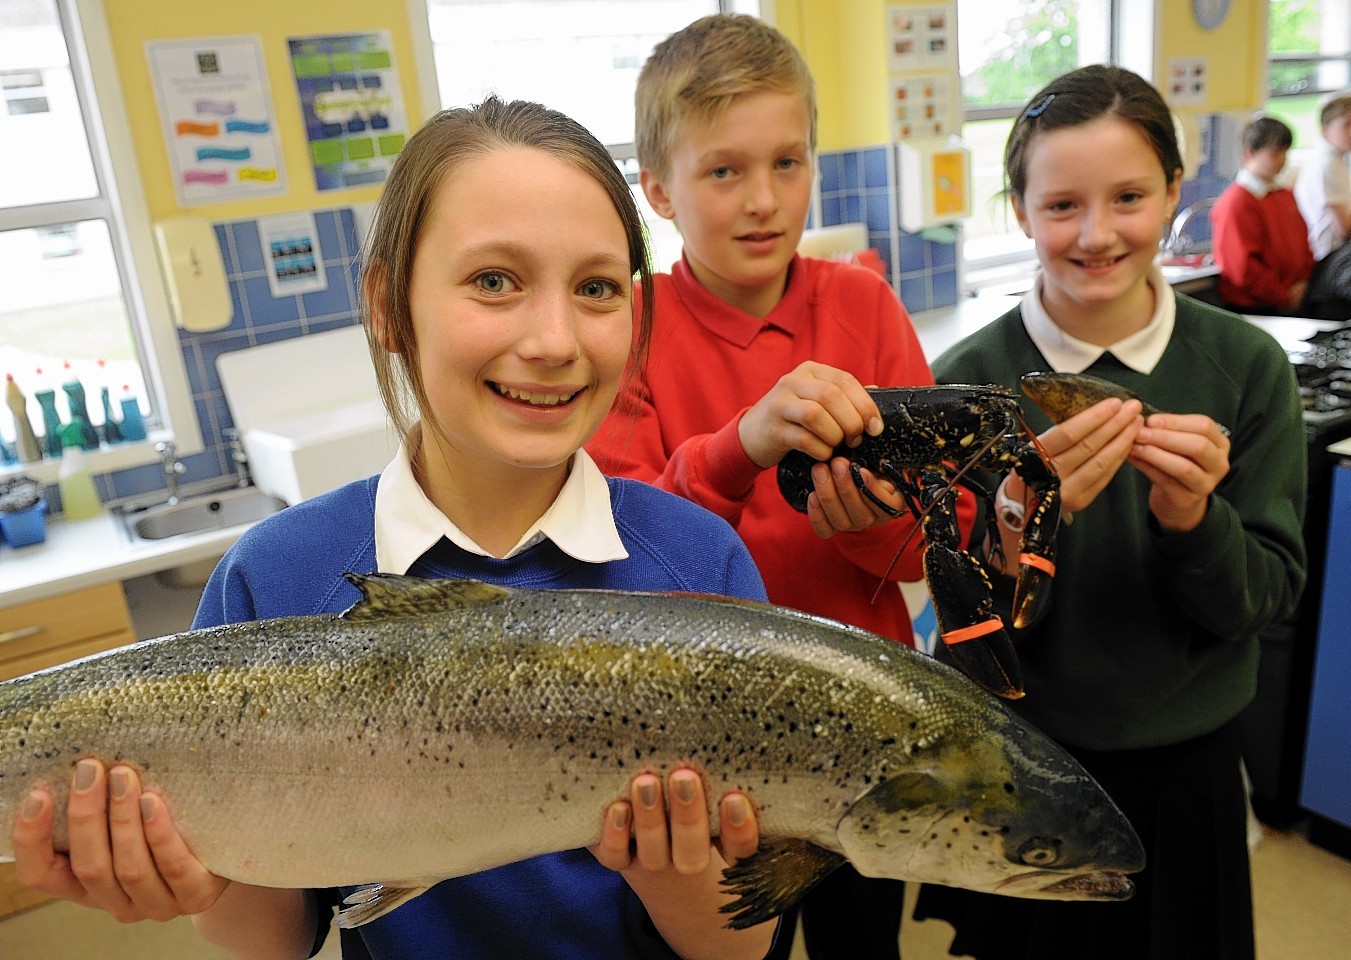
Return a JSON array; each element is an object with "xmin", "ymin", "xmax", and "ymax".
[{"xmin": 933, "ymin": 294, "xmax": 1307, "ymax": 750}]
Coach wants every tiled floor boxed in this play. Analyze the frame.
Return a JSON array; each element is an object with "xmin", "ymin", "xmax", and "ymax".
[{"xmin": 1, "ymin": 821, "xmax": 1347, "ymax": 959}]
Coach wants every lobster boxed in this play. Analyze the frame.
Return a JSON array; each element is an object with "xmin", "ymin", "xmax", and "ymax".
[{"xmin": 777, "ymin": 384, "xmax": 1061, "ymax": 701}]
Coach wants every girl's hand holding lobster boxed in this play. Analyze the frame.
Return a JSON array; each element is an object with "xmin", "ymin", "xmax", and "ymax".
[{"xmin": 738, "ymin": 360, "xmax": 906, "ymax": 537}]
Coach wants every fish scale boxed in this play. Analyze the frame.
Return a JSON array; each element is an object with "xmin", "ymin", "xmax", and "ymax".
[{"xmin": 2, "ymin": 574, "xmax": 1144, "ymax": 929}]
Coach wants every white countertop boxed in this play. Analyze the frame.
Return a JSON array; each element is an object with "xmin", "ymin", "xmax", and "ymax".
[{"xmin": 0, "ymin": 508, "xmax": 252, "ymax": 609}]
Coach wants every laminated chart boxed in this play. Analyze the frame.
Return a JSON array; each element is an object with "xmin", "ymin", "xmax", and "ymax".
[
  {"xmin": 147, "ymin": 36, "xmax": 285, "ymax": 205},
  {"xmin": 289, "ymin": 32, "xmax": 409, "ymax": 192}
]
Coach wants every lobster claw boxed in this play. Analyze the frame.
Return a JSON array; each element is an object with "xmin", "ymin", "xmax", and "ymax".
[
  {"xmin": 923, "ymin": 540, "xmax": 1024, "ymax": 700},
  {"xmin": 1012, "ymin": 488, "xmax": 1059, "ymax": 629}
]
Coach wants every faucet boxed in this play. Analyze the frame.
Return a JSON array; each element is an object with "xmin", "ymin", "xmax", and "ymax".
[
  {"xmin": 224, "ymin": 428, "xmax": 251, "ymax": 488},
  {"xmin": 155, "ymin": 440, "xmax": 187, "ymax": 505},
  {"xmin": 1162, "ymin": 197, "xmax": 1217, "ymax": 260}
]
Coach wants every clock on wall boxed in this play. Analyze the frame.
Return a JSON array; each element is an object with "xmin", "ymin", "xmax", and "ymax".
[{"xmin": 1193, "ymin": 0, "xmax": 1232, "ymax": 30}]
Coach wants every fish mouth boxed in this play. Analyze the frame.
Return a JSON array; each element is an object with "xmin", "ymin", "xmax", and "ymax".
[
  {"xmin": 490, "ymin": 383, "xmax": 581, "ymax": 408},
  {"xmin": 996, "ymin": 869, "xmax": 1136, "ymax": 901}
]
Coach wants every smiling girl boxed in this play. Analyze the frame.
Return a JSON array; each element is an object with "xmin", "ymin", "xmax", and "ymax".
[
  {"xmin": 11, "ymin": 98, "xmax": 785, "ymax": 960},
  {"xmin": 912, "ymin": 65, "xmax": 1306, "ymax": 960}
]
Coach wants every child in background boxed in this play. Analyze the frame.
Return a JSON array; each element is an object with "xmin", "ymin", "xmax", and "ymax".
[
  {"xmin": 911, "ymin": 65, "xmax": 1306, "ymax": 960},
  {"xmin": 12, "ymin": 98, "xmax": 788, "ymax": 960},
  {"xmin": 587, "ymin": 14, "xmax": 974, "ymax": 960},
  {"xmin": 1210, "ymin": 115, "xmax": 1313, "ymax": 314},
  {"xmin": 1294, "ymin": 92, "xmax": 1351, "ymax": 314}
]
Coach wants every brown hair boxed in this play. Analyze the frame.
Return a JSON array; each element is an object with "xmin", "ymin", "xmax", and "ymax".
[
  {"xmin": 1319, "ymin": 94, "xmax": 1351, "ymax": 129},
  {"xmin": 360, "ymin": 96, "xmax": 653, "ymax": 444},
  {"xmin": 1004, "ymin": 64, "xmax": 1183, "ymax": 202},
  {"xmin": 635, "ymin": 13, "xmax": 816, "ymax": 178},
  {"xmin": 1241, "ymin": 115, "xmax": 1293, "ymax": 153}
]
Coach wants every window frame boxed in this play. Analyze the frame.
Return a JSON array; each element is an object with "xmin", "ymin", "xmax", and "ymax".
[{"xmin": 1, "ymin": 0, "xmax": 202, "ymax": 484}]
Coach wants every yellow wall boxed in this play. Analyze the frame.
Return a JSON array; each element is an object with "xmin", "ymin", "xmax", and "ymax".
[
  {"xmin": 102, "ymin": 0, "xmax": 424, "ymax": 222},
  {"xmin": 778, "ymin": 0, "xmax": 1272, "ymax": 154}
]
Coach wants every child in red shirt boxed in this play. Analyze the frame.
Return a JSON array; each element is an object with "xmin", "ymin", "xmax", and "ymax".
[
  {"xmin": 1210, "ymin": 115, "xmax": 1314, "ymax": 314},
  {"xmin": 587, "ymin": 13, "xmax": 976, "ymax": 960}
]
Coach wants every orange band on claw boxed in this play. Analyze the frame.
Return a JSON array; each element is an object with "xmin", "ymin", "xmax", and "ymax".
[
  {"xmin": 1019, "ymin": 553, "xmax": 1056, "ymax": 577},
  {"xmin": 942, "ymin": 618, "xmax": 1005, "ymax": 645}
]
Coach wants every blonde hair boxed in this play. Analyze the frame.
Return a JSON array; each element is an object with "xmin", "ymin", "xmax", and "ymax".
[
  {"xmin": 360, "ymin": 97, "xmax": 653, "ymax": 444},
  {"xmin": 1320, "ymin": 93, "xmax": 1351, "ymax": 129},
  {"xmin": 635, "ymin": 14, "xmax": 816, "ymax": 178}
]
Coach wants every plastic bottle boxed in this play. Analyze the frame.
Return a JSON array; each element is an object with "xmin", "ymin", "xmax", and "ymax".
[
  {"xmin": 4, "ymin": 374, "xmax": 42, "ymax": 463},
  {"xmin": 97, "ymin": 359, "xmax": 123, "ymax": 444},
  {"xmin": 31, "ymin": 368, "xmax": 65, "ymax": 458},
  {"xmin": 61, "ymin": 361, "xmax": 99, "ymax": 450},
  {"xmin": 118, "ymin": 384, "xmax": 146, "ymax": 441},
  {"xmin": 57, "ymin": 446, "xmax": 103, "ymax": 520}
]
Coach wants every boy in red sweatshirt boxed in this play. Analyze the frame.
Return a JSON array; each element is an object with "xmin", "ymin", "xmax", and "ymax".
[{"xmin": 587, "ymin": 13, "xmax": 976, "ymax": 960}]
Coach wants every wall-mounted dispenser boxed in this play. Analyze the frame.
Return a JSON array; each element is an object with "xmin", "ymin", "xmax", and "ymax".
[
  {"xmin": 153, "ymin": 215, "xmax": 233, "ymax": 332},
  {"xmin": 897, "ymin": 139, "xmax": 971, "ymax": 233}
]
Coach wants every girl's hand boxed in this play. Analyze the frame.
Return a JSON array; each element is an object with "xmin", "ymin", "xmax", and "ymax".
[
  {"xmin": 11, "ymin": 759, "xmax": 228, "ymax": 923},
  {"xmin": 590, "ymin": 769, "xmax": 757, "ymax": 878},
  {"xmin": 737, "ymin": 361, "xmax": 884, "ymax": 469},
  {"xmin": 1128, "ymin": 412, "xmax": 1231, "ymax": 533},
  {"xmin": 1008, "ymin": 397, "xmax": 1144, "ymax": 516},
  {"xmin": 805, "ymin": 459, "xmax": 906, "ymax": 538}
]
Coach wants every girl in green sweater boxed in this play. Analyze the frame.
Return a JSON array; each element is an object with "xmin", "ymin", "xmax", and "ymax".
[{"xmin": 913, "ymin": 65, "xmax": 1306, "ymax": 960}]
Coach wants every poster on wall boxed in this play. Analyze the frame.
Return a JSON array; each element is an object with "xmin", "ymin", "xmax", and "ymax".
[
  {"xmin": 886, "ymin": 4, "xmax": 957, "ymax": 74},
  {"xmin": 258, "ymin": 212, "xmax": 328, "ymax": 298},
  {"xmin": 146, "ymin": 36, "xmax": 286, "ymax": 206},
  {"xmin": 288, "ymin": 31, "xmax": 409, "ymax": 192},
  {"xmin": 884, "ymin": 3, "xmax": 959, "ymax": 143}
]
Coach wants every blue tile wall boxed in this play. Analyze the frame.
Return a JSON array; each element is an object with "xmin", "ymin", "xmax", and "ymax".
[
  {"xmin": 100, "ymin": 207, "xmax": 363, "ymax": 505},
  {"xmin": 812, "ymin": 143, "xmax": 959, "ymax": 314}
]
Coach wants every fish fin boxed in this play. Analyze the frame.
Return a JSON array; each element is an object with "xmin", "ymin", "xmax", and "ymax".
[
  {"xmin": 336, "ymin": 882, "xmax": 435, "ymax": 927},
  {"xmin": 339, "ymin": 573, "xmax": 512, "ymax": 622},
  {"xmin": 718, "ymin": 839, "xmax": 846, "ymax": 930}
]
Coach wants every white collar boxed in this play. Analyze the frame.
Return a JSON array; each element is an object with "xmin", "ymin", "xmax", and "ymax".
[
  {"xmin": 1236, "ymin": 168, "xmax": 1272, "ymax": 199},
  {"xmin": 1020, "ymin": 264, "xmax": 1175, "ymax": 374},
  {"xmin": 374, "ymin": 435, "xmax": 628, "ymax": 573}
]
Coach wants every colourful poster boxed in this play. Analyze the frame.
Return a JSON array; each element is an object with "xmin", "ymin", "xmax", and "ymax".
[
  {"xmin": 146, "ymin": 36, "xmax": 285, "ymax": 205},
  {"xmin": 288, "ymin": 32, "xmax": 409, "ymax": 192}
]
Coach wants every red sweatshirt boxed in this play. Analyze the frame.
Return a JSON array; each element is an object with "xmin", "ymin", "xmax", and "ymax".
[
  {"xmin": 1211, "ymin": 179, "xmax": 1314, "ymax": 311},
  {"xmin": 588, "ymin": 255, "xmax": 974, "ymax": 646}
]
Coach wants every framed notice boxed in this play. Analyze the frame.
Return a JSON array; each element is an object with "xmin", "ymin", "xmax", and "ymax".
[{"xmin": 146, "ymin": 36, "xmax": 285, "ymax": 206}]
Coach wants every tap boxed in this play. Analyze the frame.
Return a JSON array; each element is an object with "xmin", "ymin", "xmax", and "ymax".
[
  {"xmin": 155, "ymin": 441, "xmax": 187, "ymax": 505},
  {"xmin": 1162, "ymin": 197, "xmax": 1217, "ymax": 260},
  {"xmin": 224, "ymin": 428, "xmax": 251, "ymax": 488}
]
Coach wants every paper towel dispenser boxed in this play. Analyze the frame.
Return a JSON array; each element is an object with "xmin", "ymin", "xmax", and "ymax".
[{"xmin": 153, "ymin": 215, "xmax": 233, "ymax": 332}]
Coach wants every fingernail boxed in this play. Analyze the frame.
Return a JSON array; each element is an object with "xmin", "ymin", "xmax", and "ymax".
[
  {"xmin": 637, "ymin": 780, "xmax": 658, "ymax": 809},
  {"xmin": 140, "ymin": 796, "xmax": 156, "ymax": 823},
  {"xmin": 21, "ymin": 792, "xmax": 42, "ymax": 822},
  {"xmin": 109, "ymin": 768, "xmax": 128, "ymax": 801},
  {"xmin": 868, "ymin": 417, "xmax": 883, "ymax": 435},
  {"xmin": 609, "ymin": 802, "xmax": 630, "ymax": 830},
  {"xmin": 673, "ymin": 774, "xmax": 696, "ymax": 804},
  {"xmin": 74, "ymin": 759, "xmax": 97, "ymax": 793},
  {"xmin": 725, "ymin": 795, "xmax": 749, "ymax": 826}
]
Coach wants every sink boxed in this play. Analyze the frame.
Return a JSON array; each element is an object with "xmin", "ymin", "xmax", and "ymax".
[
  {"xmin": 118, "ymin": 486, "xmax": 287, "ymax": 541},
  {"xmin": 114, "ymin": 487, "xmax": 287, "ymax": 588}
]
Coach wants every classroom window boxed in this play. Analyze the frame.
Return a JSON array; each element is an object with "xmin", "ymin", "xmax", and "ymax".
[
  {"xmin": 0, "ymin": 0, "xmax": 196, "ymax": 477},
  {"xmin": 1264, "ymin": 0, "xmax": 1351, "ymax": 150},
  {"xmin": 958, "ymin": 0, "xmax": 1112, "ymax": 279},
  {"xmin": 418, "ymin": 0, "xmax": 758, "ymax": 270}
]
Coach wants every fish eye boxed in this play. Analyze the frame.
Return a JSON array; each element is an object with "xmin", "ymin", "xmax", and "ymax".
[{"xmin": 1017, "ymin": 837, "xmax": 1061, "ymax": 866}]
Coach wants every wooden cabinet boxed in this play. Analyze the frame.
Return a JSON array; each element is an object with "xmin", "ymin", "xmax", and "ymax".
[{"xmin": 0, "ymin": 581, "xmax": 137, "ymax": 919}]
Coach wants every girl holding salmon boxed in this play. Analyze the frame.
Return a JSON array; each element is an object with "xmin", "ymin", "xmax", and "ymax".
[{"xmin": 11, "ymin": 98, "xmax": 788, "ymax": 960}]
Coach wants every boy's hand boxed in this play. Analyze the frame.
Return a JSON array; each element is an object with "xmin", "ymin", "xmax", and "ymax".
[
  {"xmin": 805, "ymin": 459, "xmax": 906, "ymax": 538},
  {"xmin": 738, "ymin": 361, "xmax": 884, "ymax": 469},
  {"xmin": 12, "ymin": 759, "xmax": 229, "ymax": 923},
  {"xmin": 1128, "ymin": 412, "xmax": 1231, "ymax": 533}
]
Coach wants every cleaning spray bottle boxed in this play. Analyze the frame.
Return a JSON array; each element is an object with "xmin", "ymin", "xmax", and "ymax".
[
  {"xmin": 4, "ymin": 374, "xmax": 42, "ymax": 463},
  {"xmin": 118, "ymin": 384, "xmax": 146, "ymax": 441},
  {"xmin": 61, "ymin": 361, "xmax": 99, "ymax": 450},
  {"xmin": 32, "ymin": 367, "xmax": 64, "ymax": 458},
  {"xmin": 97, "ymin": 359, "xmax": 123, "ymax": 444}
]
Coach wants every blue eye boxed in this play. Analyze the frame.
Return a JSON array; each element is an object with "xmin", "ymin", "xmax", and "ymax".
[{"xmin": 580, "ymin": 278, "xmax": 620, "ymax": 299}]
